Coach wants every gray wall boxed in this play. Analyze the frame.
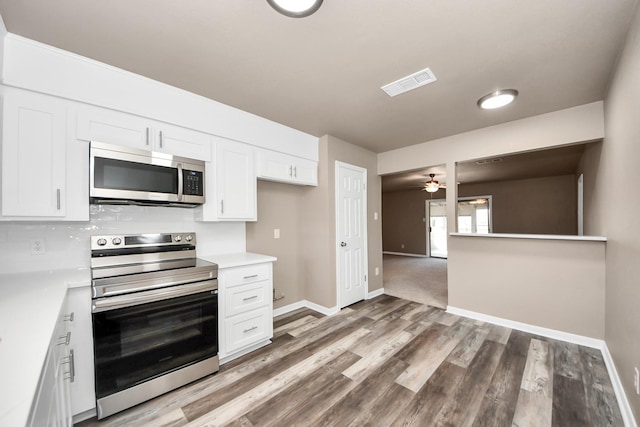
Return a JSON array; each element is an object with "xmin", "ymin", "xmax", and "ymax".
[
  {"xmin": 599, "ymin": 2, "xmax": 640, "ymax": 419},
  {"xmin": 458, "ymin": 175, "xmax": 577, "ymax": 235},
  {"xmin": 247, "ymin": 134, "xmax": 382, "ymax": 310},
  {"xmin": 382, "ymin": 174, "xmax": 578, "ymax": 256}
]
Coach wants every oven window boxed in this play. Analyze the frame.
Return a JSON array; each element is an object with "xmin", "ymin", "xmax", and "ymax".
[
  {"xmin": 94, "ymin": 157, "xmax": 178, "ymax": 194},
  {"xmin": 92, "ymin": 290, "xmax": 217, "ymax": 398}
]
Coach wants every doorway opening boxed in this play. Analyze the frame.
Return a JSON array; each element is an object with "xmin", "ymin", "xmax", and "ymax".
[{"xmin": 426, "ymin": 199, "xmax": 447, "ymax": 258}]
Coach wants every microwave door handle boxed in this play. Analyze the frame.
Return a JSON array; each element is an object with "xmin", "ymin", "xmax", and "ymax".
[{"xmin": 177, "ymin": 162, "xmax": 184, "ymax": 202}]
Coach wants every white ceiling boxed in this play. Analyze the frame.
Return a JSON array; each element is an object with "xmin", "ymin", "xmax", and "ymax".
[{"xmin": 0, "ymin": 1, "xmax": 636, "ymax": 153}]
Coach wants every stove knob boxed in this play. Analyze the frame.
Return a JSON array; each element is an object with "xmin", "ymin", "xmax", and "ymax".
[
  {"xmin": 112, "ymin": 237, "xmax": 122, "ymax": 245},
  {"xmin": 174, "ymin": 235, "xmax": 182, "ymax": 242},
  {"xmin": 96, "ymin": 238, "xmax": 107, "ymax": 246},
  {"xmin": 185, "ymin": 235, "xmax": 193, "ymax": 242}
]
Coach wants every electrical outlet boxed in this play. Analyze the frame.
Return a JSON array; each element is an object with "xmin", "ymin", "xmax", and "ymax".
[
  {"xmin": 30, "ymin": 238, "xmax": 46, "ymax": 255},
  {"xmin": 375, "ymin": 267, "xmax": 380, "ymax": 276},
  {"xmin": 401, "ymin": 244, "xmax": 405, "ymax": 249},
  {"xmin": 274, "ymin": 229, "xmax": 280, "ymax": 239},
  {"xmin": 634, "ymin": 367, "xmax": 639, "ymax": 395}
]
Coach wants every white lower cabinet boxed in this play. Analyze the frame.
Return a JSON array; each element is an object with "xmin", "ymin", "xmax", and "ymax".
[
  {"xmin": 219, "ymin": 262, "xmax": 273, "ymax": 362},
  {"xmin": 28, "ymin": 299, "xmax": 74, "ymax": 427},
  {"xmin": 66, "ymin": 287, "xmax": 96, "ymax": 421}
]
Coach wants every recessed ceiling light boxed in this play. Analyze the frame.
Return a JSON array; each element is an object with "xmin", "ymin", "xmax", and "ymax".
[
  {"xmin": 477, "ymin": 89, "xmax": 518, "ymax": 110},
  {"xmin": 267, "ymin": 0, "xmax": 323, "ymax": 17}
]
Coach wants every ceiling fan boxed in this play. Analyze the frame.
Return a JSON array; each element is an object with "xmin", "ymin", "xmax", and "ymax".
[{"xmin": 422, "ymin": 174, "xmax": 446, "ymax": 193}]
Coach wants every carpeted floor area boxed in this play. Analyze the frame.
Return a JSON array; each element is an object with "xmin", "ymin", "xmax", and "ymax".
[{"xmin": 383, "ymin": 254, "xmax": 448, "ymax": 309}]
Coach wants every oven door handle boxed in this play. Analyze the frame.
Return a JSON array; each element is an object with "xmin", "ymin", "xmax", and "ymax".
[{"xmin": 92, "ymin": 280, "xmax": 217, "ymax": 313}]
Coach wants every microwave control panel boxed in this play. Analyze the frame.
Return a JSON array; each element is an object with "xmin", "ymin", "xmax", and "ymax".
[{"xmin": 183, "ymin": 170, "xmax": 203, "ymax": 196}]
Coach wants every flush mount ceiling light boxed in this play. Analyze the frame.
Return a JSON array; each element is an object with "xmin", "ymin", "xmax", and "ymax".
[
  {"xmin": 267, "ymin": 0, "xmax": 323, "ymax": 17},
  {"xmin": 423, "ymin": 174, "xmax": 440, "ymax": 193},
  {"xmin": 477, "ymin": 89, "xmax": 518, "ymax": 110}
]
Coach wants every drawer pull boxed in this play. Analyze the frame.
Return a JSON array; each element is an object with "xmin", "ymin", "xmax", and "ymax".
[
  {"xmin": 57, "ymin": 331, "xmax": 71, "ymax": 346},
  {"xmin": 62, "ymin": 350, "xmax": 75, "ymax": 383},
  {"xmin": 63, "ymin": 312, "xmax": 74, "ymax": 322},
  {"xmin": 243, "ymin": 295, "xmax": 258, "ymax": 302},
  {"xmin": 243, "ymin": 274, "xmax": 259, "ymax": 279},
  {"xmin": 243, "ymin": 326, "xmax": 258, "ymax": 333}
]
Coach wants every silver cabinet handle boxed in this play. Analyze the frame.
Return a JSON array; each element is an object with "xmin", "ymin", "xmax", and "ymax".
[
  {"xmin": 58, "ymin": 331, "xmax": 71, "ymax": 346},
  {"xmin": 56, "ymin": 189, "xmax": 61, "ymax": 210},
  {"xmin": 288, "ymin": 165, "xmax": 293, "ymax": 177},
  {"xmin": 243, "ymin": 326, "xmax": 258, "ymax": 333},
  {"xmin": 63, "ymin": 312, "xmax": 74, "ymax": 322},
  {"xmin": 243, "ymin": 274, "xmax": 259, "ymax": 279},
  {"xmin": 242, "ymin": 295, "xmax": 258, "ymax": 302},
  {"xmin": 340, "ymin": 242, "xmax": 347, "ymax": 247},
  {"xmin": 293, "ymin": 166, "xmax": 297, "ymax": 178},
  {"xmin": 177, "ymin": 162, "xmax": 184, "ymax": 202},
  {"xmin": 62, "ymin": 349, "xmax": 75, "ymax": 383},
  {"xmin": 159, "ymin": 130, "xmax": 163, "ymax": 148},
  {"xmin": 145, "ymin": 127, "xmax": 150, "ymax": 146},
  {"xmin": 221, "ymin": 200, "xmax": 224, "ymax": 214}
]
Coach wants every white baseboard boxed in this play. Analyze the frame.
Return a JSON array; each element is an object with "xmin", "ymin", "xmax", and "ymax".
[
  {"xmin": 447, "ymin": 306, "xmax": 637, "ymax": 427},
  {"xmin": 219, "ymin": 340, "xmax": 272, "ymax": 365},
  {"xmin": 273, "ymin": 300, "xmax": 340, "ymax": 318},
  {"xmin": 367, "ymin": 288, "xmax": 384, "ymax": 299},
  {"xmin": 446, "ymin": 306, "xmax": 603, "ymax": 349},
  {"xmin": 601, "ymin": 343, "xmax": 638, "ymax": 427},
  {"xmin": 304, "ymin": 300, "xmax": 340, "ymax": 316},
  {"xmin": 383, "ymin": 251, "xmax": 428, "ymax": 257},
  {"xmin": 273, "ymin": 301, "xmax": 307, "ymax": 318}
]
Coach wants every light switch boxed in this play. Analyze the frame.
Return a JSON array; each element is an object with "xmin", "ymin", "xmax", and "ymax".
[
  {"xmin": 274, "ymin": 229, "xmax": 280, "ymax": 239},
  {"xmin": 373, "ymin": 212, "xmax": 379, "ymax": 221}
]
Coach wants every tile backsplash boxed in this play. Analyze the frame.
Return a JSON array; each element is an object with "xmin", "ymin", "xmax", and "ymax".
[{"xmin": 0, "ymin": 205, "xmax": 245, "ymax": 274}]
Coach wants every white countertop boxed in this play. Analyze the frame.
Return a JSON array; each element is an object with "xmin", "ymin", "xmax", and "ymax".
[
  {"xmin": 0, "ymin": 268, "xmax": 90, "ymax": 427},
  {"xmin": 198, "ymin": 252, "xmax": 277, "ymax": 269},
  {"xmin": 449, "ymin": 232, "xmax": 607, "ymax": 242}
]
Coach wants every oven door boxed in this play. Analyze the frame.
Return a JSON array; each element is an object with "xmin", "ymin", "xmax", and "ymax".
[{"xmin": 92, "ymin": 281, "xmax": 218, "ymax": 401}]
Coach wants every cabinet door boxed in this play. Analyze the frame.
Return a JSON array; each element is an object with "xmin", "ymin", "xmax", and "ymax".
[
  {"xmin": 216, "ymin": 139, "xmax": 256, "ymax": 221},
  {"xmin": 2, "ymin": 90, "xmax": 67, "ymax": 217},
  {"xmin": 290, "ymin": 157, "xmax": 318, "ymax": 186},
  {"xmin": 67, "ymin": 287, "xmax": 96, "ymax": 417},
  {"xmin": 257, "ymin": 149, "xmax": 318, "ymax": 186},
  {"xmin": 155, "ymin": 123, "xmax": 212, "ymax": 161},
  {"xmin": 76, "ymin": 105, "xmax": 151, "ymax": 149},
  {"xmin": 224, "ymin": 307, "xmax": 272, "ymax": 355}
]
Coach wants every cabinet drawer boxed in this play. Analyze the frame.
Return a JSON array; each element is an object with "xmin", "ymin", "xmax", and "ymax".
[
  {"xmin": 225, "ymin": 280, "xmax": 270, "ymax": 316},
  {"xmin": 224, "ymin": 307, "xmax": 272, "ymax": 354},
  {"xmin": 224, "ymin": 263, "xmax": 270, "ymax": 286}
]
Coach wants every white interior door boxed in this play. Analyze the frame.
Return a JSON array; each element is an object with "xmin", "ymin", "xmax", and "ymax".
[{"xmin": 336, "ymin": 161, "xmax": 368, "ymax": 308}]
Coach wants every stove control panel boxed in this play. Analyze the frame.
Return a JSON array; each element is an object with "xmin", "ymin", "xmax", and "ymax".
[{"xmin": 91, "ymin": 233, "xmax": 196, "ymax": 251}]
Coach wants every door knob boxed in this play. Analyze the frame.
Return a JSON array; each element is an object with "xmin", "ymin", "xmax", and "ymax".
[{"xmin": 340, "ymin": 242, "xmax": 347, "ymax": 247}]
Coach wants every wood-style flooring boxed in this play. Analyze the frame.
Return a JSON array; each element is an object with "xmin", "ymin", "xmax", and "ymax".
[{"xmin": 78, "ymin": 295, "xmax": 623, "ymax": 427}]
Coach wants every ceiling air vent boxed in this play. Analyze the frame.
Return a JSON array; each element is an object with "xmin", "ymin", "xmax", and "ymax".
[
  {"xmin": 475, "ymin": 158, "xmax": 503, "ymax": 165},
  {"xmin": 381, "ymin": 68, "xmax": 437, "ymax": 97}
]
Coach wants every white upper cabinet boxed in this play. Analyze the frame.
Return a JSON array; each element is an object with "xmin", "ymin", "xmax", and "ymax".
[
  {"xmin": 256, "ymin": 148, "xmax": 318, "ymax": 186},
  {"xmin": 76, "ymin": 105, "xmax": 212, "ymax": 161},
  {"xmin": 196, "ymin": 136, "xmax": 256, "ymax": 222},
  {"xmin": 1, "ymin": 88, "xmax": 89, "ymax": 220}
]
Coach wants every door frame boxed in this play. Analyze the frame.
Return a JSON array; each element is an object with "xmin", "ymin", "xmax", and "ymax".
[
  {"xmin": 426, "ymin": 198, "xmax": 446, "ymax": 258},
  {"xmin": 335, "ymin": 161, "xmax": 369, "ymax": 308}
]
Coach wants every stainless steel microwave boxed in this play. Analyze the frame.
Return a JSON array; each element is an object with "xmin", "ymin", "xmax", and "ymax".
[{"xmin": 90, "ymin": 141, "xmax": 205, "ymax": 207}]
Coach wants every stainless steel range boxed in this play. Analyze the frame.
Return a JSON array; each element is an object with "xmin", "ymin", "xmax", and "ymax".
[{"xmin": 90, "ymin": 232, "xmax": 218, "ymax": 419}]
